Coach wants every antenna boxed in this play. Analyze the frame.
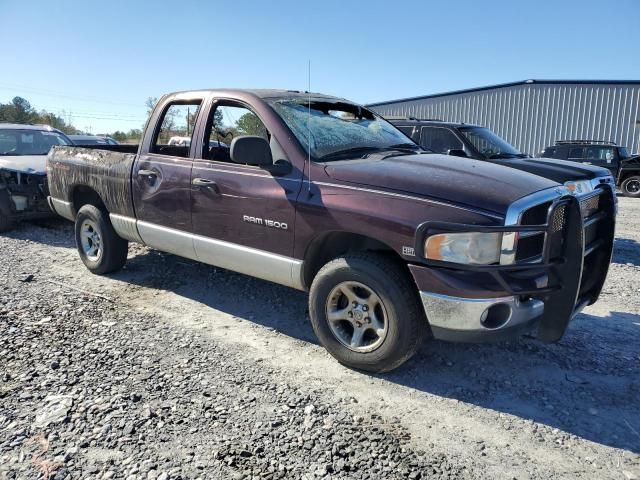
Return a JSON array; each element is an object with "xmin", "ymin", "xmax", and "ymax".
[{"xmin": 307, "ymin": 59, "xmax": 312, "ymax": 195}]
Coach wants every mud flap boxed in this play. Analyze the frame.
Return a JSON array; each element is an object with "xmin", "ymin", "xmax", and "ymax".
[{"xmin": 537, "ymin": 198, "xmax": 584, "ymax": 342}]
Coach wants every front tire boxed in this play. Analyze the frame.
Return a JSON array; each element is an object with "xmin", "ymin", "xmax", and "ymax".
[
  {"xmin": 621, "ymin": 175, "xmax": 640, "ymax": 198},
  {"xmin": 74, "ymin": 205, "xmax": 128, "ymax": 274},
  {"xmin": 309, "ymin": 253, "xmax": 426, "ymax": 372}
]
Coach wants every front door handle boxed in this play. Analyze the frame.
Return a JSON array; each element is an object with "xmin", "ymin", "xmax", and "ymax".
[{"xmin": 192, "ymin": 177, "xmax": 220, "ymax": 194}]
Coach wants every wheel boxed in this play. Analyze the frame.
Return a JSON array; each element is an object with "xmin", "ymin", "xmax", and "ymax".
[
  {"xmin": 309, "ymin": 253, "xmax": 426, "ymax": 372},
  {"xmin": 0, "ymin": 214, "xmax": 16, "ymax": 233},
  {"xmin": 74, "ymin": 204, "xmax": 128, "ymax": 274},
  {"xmin": 621, "ymin": 175, "xmax": 640, "ymax": 198}
]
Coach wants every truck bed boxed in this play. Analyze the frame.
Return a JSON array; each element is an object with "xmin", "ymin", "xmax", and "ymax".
[{"xmin": 47, "ymin": 145, "xmax": 139, "ymax": 219}]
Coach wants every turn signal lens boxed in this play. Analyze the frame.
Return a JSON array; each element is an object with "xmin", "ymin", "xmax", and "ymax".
[{"xmin": 424, "ymin": 232, "xmax": 503, "ymax": 265}]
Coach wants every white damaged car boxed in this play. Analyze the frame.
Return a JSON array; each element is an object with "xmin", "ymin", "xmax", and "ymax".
[{"xmin": 0, "ymin": 123, "xmax": 72, "ymax": 232}]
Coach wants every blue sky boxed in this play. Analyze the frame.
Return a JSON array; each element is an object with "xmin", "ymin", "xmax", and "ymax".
[{"xmin": 1, "ymin": 0, "xmax": 638, "ymax": 133}]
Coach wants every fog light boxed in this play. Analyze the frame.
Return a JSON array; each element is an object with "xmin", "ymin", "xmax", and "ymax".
[{"xmin": 480, "ymin": 303, "xmax": 512, "ymax": 329}]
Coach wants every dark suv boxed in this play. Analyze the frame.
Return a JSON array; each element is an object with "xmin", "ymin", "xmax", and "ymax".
[
  {"xmin": 387, "ymin": 118, "xmax": 611, "ymax": 187},
  {"xmin": 540, "ymin": 140, "xmax": 640, "ymax": 197}
]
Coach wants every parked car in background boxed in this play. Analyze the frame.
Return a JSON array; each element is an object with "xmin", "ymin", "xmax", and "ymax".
[
  {"xmin": 388, "ymin": 118, "xmax": 616, "ymax": 195},
  {"xmin": 69, "ymin": 134, "xmax": 119, "ymax": 146},
  {"xmin": 168, "ymin": 136, "xmax": 227, "ymax": 149},
  {"xmin": 0, "ymin": 123, "xmax": 72, "ymax": 232},
  {"xmin": 540, "ymin": 140, "xmax": 640, "ymax": 197},
  {"xmin": 167, "ymin": 136, "xmax": 191, "ymax": 146},
  {"xmin": 45, "ymin": 89, "xmax": 617, "ymax": 372}
]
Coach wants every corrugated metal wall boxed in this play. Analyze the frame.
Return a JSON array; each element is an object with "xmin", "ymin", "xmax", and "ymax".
[{"xmin": 369, "ymin": 82, "xmax": 640, "ymax": 155}]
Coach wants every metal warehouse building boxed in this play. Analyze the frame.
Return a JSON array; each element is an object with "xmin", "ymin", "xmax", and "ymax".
[{"xmin": 368, "ymin": 79, "xmax": 640, "ymax": 155}]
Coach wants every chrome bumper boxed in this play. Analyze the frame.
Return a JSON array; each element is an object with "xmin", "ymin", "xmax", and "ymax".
[{"xmin": 420, "ymin": 292, "xmax": 544, "ymax": 342}]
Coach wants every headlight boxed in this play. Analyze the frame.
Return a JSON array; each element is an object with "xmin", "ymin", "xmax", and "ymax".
[
  {"xmin": 425, "ymin": 232, "xmax": 503, "ymax": 265},
  {"xmin": 564, "ymin": 180, "xmax": 592, "ymax": 195}
]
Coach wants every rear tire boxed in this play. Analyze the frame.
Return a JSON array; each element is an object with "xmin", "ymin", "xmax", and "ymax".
[
  {"xmin": 74, "ymin": 205, "xmax": 128, "ymax": 274},
  {"xmin": 309, "ymin": 252, "xmax": 426, "ymax": 372},
  {"xmin": 621, "ymin": 175, "xmax": 640, "ymax": 198}
]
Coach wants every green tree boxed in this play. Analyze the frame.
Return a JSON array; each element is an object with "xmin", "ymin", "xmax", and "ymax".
[
  {"xmin": 0, "ymin": 96, "xmax": 38, "ymax": 124},
  {"xmin": 236, "ymin": 112, "xmax": 267, "ymax": 138}
]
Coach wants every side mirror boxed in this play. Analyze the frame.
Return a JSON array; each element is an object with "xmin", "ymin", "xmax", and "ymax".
[
  {"xmin": 230, "ymin": 136, "xmax": 272, "ymax": 166},
  {"xmin": 447, "ymin": 149, "xmax": 467, "ymax": 158}
]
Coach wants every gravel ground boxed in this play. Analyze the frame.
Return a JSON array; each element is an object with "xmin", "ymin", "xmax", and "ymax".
[{"xmin": 1, "ymin": 197, "xmax": 639, "ymax": 480}]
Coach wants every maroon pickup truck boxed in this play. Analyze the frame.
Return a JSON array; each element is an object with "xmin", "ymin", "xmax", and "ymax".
[{"xmin": 46, "ymin": 89, "xmax": 616, "ymax": 372}]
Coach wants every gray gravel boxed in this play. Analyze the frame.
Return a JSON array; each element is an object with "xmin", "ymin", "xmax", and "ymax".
[{"xmin": 1, "ymin": 197, "xmax": 639, "ymax": 479}]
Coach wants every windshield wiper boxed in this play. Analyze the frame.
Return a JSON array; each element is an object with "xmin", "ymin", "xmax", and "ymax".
[
  {"xmin": 488, "ymin": 152, "xmax": 526, "ymax": 159},
  {"xmin": 387, "ymin": 143, "xmax": 422, "ymax": 151},
  {"xmin": 319, "ymin": 146, "xmax": 386, "ymax": 161}
]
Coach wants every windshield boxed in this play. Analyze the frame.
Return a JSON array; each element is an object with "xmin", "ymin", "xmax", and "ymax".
[
  {"xmin": 268, "ymin": 98, "xmax": 418, "ymax": 161},
  {"xmin": 0, "ymin": 129, "xmax": 71, "ymax": 155},
  {"xmin": 459, "ymin": 127, "xmax": 524, "ymax": 159}
]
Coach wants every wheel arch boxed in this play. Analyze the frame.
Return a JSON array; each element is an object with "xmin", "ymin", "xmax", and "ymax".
[
  {"xmin": 71, "ymin": 185, "xmax": 107, "ymax": 216},
  {"xmin": 301, "ymin": 230, "xmax": 409, "ymax": 290}
]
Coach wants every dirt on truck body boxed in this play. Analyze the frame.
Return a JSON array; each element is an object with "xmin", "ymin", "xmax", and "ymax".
[{"xmin": 46, "ymin": 88, "xmax": 617, "ymax": 372}]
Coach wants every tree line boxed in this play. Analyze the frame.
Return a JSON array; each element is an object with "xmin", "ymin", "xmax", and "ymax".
[
  {"xmin": 0, "ymin": 96, "xmax": 266, "ymax": 144},
  {"xmin": 0, "ymin": 96, "xmax": 145, "ymax": 143}
]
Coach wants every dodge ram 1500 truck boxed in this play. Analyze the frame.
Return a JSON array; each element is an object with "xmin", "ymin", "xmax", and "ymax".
[{"xmin": 47, "ymin": 89, "xmax": 616, "ymax": 372}]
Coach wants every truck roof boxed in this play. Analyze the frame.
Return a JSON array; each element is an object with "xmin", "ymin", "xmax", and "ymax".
[{"xmin": 166, "ymin": 88, "xmax": 346, "ymax": 102}]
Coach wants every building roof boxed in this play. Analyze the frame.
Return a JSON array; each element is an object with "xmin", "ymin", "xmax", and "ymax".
[{"xmin": 367, "ymin": 79, "xmax": 640, "ymax": 107}]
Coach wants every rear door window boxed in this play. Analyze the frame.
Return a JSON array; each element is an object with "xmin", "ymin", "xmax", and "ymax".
[
  {"xmin": 152, "ymin": 100, "xmax": 202, "ymax": 158},
  {"xmin": 420, "ymin": 127, "xmax": 463, "ymax": 154}
]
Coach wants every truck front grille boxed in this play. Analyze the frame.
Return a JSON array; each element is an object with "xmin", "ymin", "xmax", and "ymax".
[
  {"xmin": 515, "ymin": 189, "xmax": 609, "ymax": 263},
  {"xmin": 512, "ymin": 186, "xmax": 614, "ymax": 306}
]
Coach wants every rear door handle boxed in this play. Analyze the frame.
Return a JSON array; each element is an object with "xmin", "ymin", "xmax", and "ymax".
[
  {"xmin": 138, "ymin": 169, "xmax": 158, "ymax": 186},
  {"xmin": 192, "ymin": 177, "xmax": 220, "ymax": 194}
]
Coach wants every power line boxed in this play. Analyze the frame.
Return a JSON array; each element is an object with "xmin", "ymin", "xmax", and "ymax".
[
  {"xmin": 0, "ymin": 82, "xmax": 144, "ymax": 107},
  {"xmin": 37, "ymin": 107, "xmax": 144, "ymax": 119}
]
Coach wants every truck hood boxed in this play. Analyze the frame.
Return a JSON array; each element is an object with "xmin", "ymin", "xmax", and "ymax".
[
  {"xmin": 490, "ymin": 156, "xmax": 610, "ymax": 182},
  {"xmin": 324, "ymin": 153, "xmax": 558, "ymax": 216},
  {"xmin": 0, "ymin": 155, "xmax": 47, "ymax": 175}
]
